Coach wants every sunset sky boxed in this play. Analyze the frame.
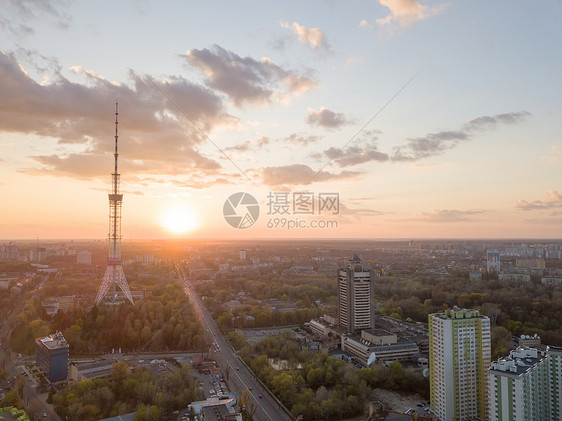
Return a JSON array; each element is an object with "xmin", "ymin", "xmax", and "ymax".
[{"xmin": 1, "ymin": 0, "xmax": 561, "ymax": 239}]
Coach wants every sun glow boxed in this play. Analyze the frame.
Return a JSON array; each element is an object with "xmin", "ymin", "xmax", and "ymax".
[{"xmin": 160, "ymin": 207, "xmax": 198, "ymax": 234}]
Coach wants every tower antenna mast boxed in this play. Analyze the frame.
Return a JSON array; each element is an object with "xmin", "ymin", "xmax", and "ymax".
[{"xmin": 96, "ymin": 102, "xmax": 134, "ymax": 305}]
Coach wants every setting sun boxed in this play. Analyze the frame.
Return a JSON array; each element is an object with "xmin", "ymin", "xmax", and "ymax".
[{"xmin": 159, "ymin": 207, "xmax": 198, "ymax": 234}]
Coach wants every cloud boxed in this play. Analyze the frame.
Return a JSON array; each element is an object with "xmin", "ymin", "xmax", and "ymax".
[
  {"xmin": 260, "ymin": 164, "xmax": 361, "ymax": 186},
  {"xmin": 284, "ymin": 134, "xmax": 320, "ymax": 146},
  {"xmin": 0, "ymin": 50, "xmax": 238, "ymax": 182},
  {"xmin": 340, "ymin": 203, "xmax": 385, "ymax": 216},
  {"xmin": 392, "ymin": 131, "xmax": 467, "ymax": 161},
  {"xmin": 307, "ymin": 107, "xmax": 350, "ymax": 129},
  {"xmin": 323, "ymin": 144, "xmax": 389, "ymax": 167},
  {"xmin": 516, "ymin": 189, "xmax": 562, "ymax": 211},
  {"xmin": 418, "ymin": 209, "xmax": 485, "ymax": 223},
  {"xmin": 376, "ymin": 0, "xmax": 448, "ymax": 27},
  {"xmin": 523, "ymin": 218, "xmax": 562, "ymax": 225},
  {"xmin": 541, "ymin": 146, "xmax": 562, "ymax": 163},
  {"xmin": 392, "ymin": 112, "xmax": 531, "ymax": 161},
  {"xmin": 465, "ymin": 111, "xmax": 531, "ymax": 131},
  {"xmin": 280, "ymin": 22, "xmax": 331, "ymax": 52},
  {"xmin": 359, "ymin": 20, "xmax": 372, "ymax": 30},
  {"xmin": 184, "ymin": 45, "xmax": 316, "ymax": 107},
  {"xmin": 224, "ymin": 134, "xmax": 318, "ymax": 156},
  {"xmin": 0, "ymin": 0, "xmax": 73, "ymax": 36}
]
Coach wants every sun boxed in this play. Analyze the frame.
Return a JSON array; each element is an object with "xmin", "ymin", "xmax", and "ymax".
[{"xmin": 160, "ymin": 207, "xmax": 198, "ymax": 234}]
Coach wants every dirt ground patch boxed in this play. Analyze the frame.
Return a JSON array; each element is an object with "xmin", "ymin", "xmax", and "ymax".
[{"xmin": 372, "ymin": 388, "xmax": 427, "ymax": 412}]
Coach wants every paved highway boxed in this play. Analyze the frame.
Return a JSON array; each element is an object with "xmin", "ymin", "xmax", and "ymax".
[{"xmin": 177, "ymin": 265, "xmax": 292, "ymax": 421}]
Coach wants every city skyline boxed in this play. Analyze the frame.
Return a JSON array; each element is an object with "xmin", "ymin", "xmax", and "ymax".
[{"xmin": 1, "ymin": 1, "xmax": 561, "ymax": 239}]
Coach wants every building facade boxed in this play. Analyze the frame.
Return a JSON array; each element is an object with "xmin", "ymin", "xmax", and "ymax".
[
  {"xmin": 487, "ymin": 250, "xmax": 501, "ymax": 273},
  {"xmin": 30, "ymin": 247, "xmax": 46, "ymax": 263},
  {"xmin": 76, "ymin": 250, "xmax": 92, "ymax": 265},
  {"xmin": 488, "ymin": 348, "xmax": 550, "ymax": 420},
  {"xmin": 337, "ymin": 255, "xmax": 375, "ymax": 334},
  {"xmin": 488, "ymin": 346, "xmax": 562, "ymax": 421},
  {"xmin": 35, "ymin": 332, "xmax": 69, "ymax": 382},
  {"xmin": 341, "ymin": 329, "xmax": 419, "ymax": 367},
  {"xmin": 429, "ymin": 308, "xmax": 491, "ymax": 421}
]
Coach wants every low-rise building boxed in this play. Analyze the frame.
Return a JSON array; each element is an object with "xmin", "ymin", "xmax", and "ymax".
[
  {"xmin": 498, "ymin": 273, "xmax": 531, "ymax": 282},
  {"xmin": 542, "ymin": 277, "xmax": 562, "ymax": 286},
  {"xmin": 341, "ymin": 328, "xmax": 419, "ymax": 367},
  {"xmin": 69, "ymin": 360, "xmax": 117, "ymax": 382},
  {"xmin": 517, "ymin": 333, "xmax": 541, "ymax": 348},
  {"xmin": 76, "ymin": 250, "xmax": 92, "ymax": 265}
]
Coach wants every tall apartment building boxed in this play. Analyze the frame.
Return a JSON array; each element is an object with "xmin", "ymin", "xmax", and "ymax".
[
  {"xmin": 30, "ymin": 247, "xmax": 46, "ymax": 263},
  {"xmin": 0, "ymin": 242, "xmax": 19, "ymax": 261},
  {"xmin": 337, "ymin": 255, "xmax": 375, "ymax": 334},
  {"xmin": 487, "ymin": 250, "xmax": 501, "ymax": 273},
  {"xmin": 488, "ymin": 346, "xmax": 562, "ymax": 421},
  {"xmin": 429, "ymin": 307, "xmax": 491, "ymax": 421}
]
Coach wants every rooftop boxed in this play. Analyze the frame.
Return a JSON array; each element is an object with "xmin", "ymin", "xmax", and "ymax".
[
  {"xmin": 432, "ymin": 307, "xmax": 484, "ymax": 320},
  {"xmin": 489, "ymin": 347, "xmax": 546, "ymax": 377},
  {"xmin": 36, "ymin": 332, "xmax": 68, "ymax": 350}
]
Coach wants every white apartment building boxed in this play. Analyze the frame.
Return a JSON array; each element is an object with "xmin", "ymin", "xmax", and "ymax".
[
  {"xmin": 429, "ymin": 307, "xmax": 491, "ymax": 421},
  {"xmin": 488, "ymin": 346, "xmax": 562, "ymax": 420}
]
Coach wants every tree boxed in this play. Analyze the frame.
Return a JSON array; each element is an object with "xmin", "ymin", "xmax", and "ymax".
[
  {"xmin": 134, "ymin": 405, "xmax": 160, "ymax": 421},
  {"xmin": 491, "ymin": 326, "xmax": 512, "ymax": 359},
  {"xmin": 481, "ymin": 302, "xmax": 502, "ymax": 326},
  {"xmin": 111, "ymin": 361, "xmax": 129, "ymax": 386}
]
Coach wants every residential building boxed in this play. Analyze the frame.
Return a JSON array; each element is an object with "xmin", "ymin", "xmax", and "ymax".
[
  {"xmin": 548, "ymin": 346, "xmax": 562, "ymax": 420},
  {"xmin": 76, "ymin": 250, "xmax": 92, "ymax": 265},
  {"xmin": 542, "ymin": 277, "xmax": 562, "ymax": 286},
  {"xmin": 429, "ymin": 307, "xmax": 491, "ymax": 421},
  {"xmin": 0, "ymin": 242, "xmax": 19, "ymax": 261},
  {"xmin": 498, "ymin": 273, "xmax": 531, "ymax": 283},
  {"xmin": 488, "ymin": 346, "xmax": 562, "ymax": 421},
  {"xmin": 30, "ymin": 247, "xmax": 46, "ymax": 263},
  {"xmin": 515, "ymin": 258, "xmax": 545, "ymax": 269},
  {"xmin": 35, "ymin": 332, "xmax": 69, "ymax": 382},
  {"xmin": 487, "ymin": 250, "xmax": 500, "ymax": 273},
  {"xmin": 337, "ymin": 255, "xmax": 375, "ymax": 334}
]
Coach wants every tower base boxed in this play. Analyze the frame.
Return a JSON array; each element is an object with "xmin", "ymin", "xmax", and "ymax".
[{"xmin": 96, "ymin": 264, "xmax": 134, "ymax": 305}]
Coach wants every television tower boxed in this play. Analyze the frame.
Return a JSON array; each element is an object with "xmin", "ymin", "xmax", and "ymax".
[{"xmin": 95, "ymin": 102, "xmax": 134, "ymax": 306}]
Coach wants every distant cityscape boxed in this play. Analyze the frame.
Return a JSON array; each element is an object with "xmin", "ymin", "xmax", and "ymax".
[{"xmin": 1, "ymin": 239, "xmax": 562, "ymax": 420}]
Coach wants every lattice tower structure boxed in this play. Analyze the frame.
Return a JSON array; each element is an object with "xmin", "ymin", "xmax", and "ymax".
[{"xmin": 95, "ymin": 102, "xmax": 134, "ymax": 305}]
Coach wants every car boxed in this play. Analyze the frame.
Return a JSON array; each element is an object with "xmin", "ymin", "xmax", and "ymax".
[
  {"xmin": 249, "ymin": 387, "xmax": 252, "ymax": 391},
  {"xmin": 417, "ymin": 402, "xmax": 425, "ymax": 407},
  {"xmin": 236, "ymin": 366, "xmax": 239, "ymax": 371},
  {"xmin": 258, "ymin": 394, "xmax": 262, "ymax": 399},
  {"xmin": 43, "ymin": 413, "xmax": 47, "ymax": 417}
]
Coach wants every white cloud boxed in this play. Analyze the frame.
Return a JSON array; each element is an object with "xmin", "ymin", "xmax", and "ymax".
[
  {"xmin": 376, "ymin": 0, "xmax": 448, "ymax": 27},
  {"xmin": 280, "ymin": 21, "xmax": 331, "ymax": 52}
]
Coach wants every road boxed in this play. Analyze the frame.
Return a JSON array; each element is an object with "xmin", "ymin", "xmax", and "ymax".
[{"xmin": 177, "ymin": 265, "xmax": 292, "ymax": 421}]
